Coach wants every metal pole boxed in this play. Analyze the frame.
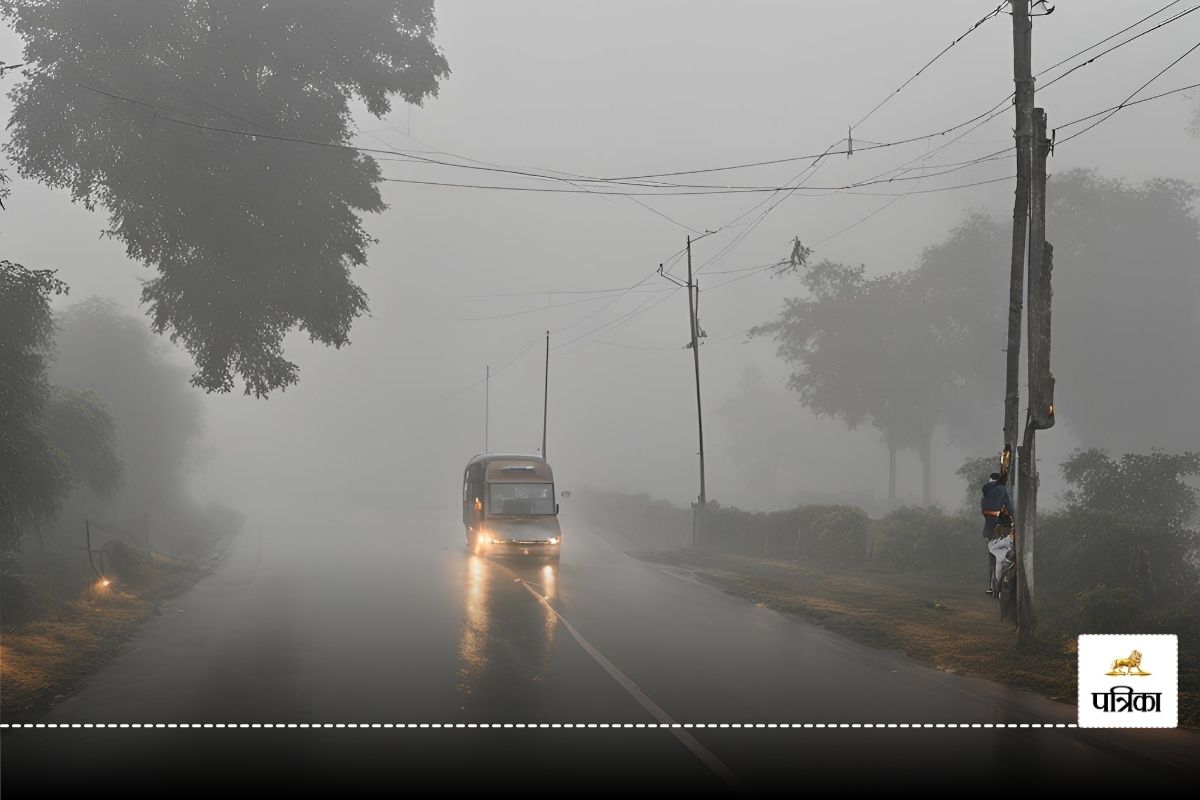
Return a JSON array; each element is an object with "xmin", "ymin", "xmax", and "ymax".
[
  {"xmin": 485, "ymin": 365, "xmax": 490, "ymax": 452},
  {"xmin": 86, "ymin": 519, "xmax": 99, "ymax": 578},
  {"xmin": 686, "ymin": 236, "xmax": 707, "ymax": 544},
  {"xmin": 542, "ymin": 331, "xmax": 549, "ymax": 459}
]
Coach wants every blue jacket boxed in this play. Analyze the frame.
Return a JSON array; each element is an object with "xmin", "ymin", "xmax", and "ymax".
[
  {"xmin": 981, "ymin": 479, "xmax": 1012, "ymax": 537},
  {"xmin": 981, "ymin": 479, "xmax": 1011, "ymax": 516}
]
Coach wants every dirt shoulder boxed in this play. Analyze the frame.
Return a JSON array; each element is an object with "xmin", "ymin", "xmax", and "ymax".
[
  {"xmin": 633, "ymin": 547, "xmax": 1083, "ymax": 705},
  {"xmin": 0, "ymin": 538, "xmax": 232, "ymax": 722}
]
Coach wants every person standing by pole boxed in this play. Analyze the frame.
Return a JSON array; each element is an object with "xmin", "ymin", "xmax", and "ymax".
[{"xmin": 980, "ymin": 472, "xmax": 1013, "ymax": 595}]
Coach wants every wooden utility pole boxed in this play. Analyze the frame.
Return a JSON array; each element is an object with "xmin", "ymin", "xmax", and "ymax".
[
  {"xmin": 1017, "ymin": 107, "xmax": 1056, "ymax": 635},
  {"xmin": 1003, "ymin": 0, "xmax": 1035, "ymax": 637},
  {"xmin": 541, "ymin": 331, "xmax": 550, "ymax": 459},
  {"xmin": 686, "ymin": 235, "xmax": 707, "ymax": 545},
  {"xmin": 1003, "ymin": 0, "xmax": 1033, "ymax": 464}
]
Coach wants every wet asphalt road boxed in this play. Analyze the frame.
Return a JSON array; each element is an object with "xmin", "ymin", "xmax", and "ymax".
[{"xmin": 2, "ymin": 507, "xmax": 1197, "ymax": 793}]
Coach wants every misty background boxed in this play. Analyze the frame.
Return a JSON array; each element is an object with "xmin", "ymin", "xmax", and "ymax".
[{"xmin": 3, "ymin": 0, "xmax": 1198, "ymax": 523}]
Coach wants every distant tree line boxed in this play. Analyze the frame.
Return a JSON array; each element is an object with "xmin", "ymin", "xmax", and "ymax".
[
  {"xmin": 753, "ymin": 169, "xmax": 1200, "ymax": 503},
  {"xmin": 1, "ymin": 261, "xmax": 208, "ymax": 617}
]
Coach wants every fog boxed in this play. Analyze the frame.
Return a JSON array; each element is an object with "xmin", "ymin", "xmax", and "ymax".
[
  {"xmin": 3, "ymin": 2, "xmax": 1197, "ymax": 521},
  {"xmin": 5, "ymin": 2, "xmax": 1200, "ymax": 790}
]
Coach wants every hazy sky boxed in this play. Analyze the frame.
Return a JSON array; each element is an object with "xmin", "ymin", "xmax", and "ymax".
[{"xmin": 3, "ymin": 1, "xmax": 1198, "ymax": 515}]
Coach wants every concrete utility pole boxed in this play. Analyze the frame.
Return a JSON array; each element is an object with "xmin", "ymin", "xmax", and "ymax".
[
  {"xmin": 686, "ymin": 236, "xmax": 707, "ymax": 545},
  {"xmin": 484, "ymin": 365, "xmax": 490, "ymax": 453}
]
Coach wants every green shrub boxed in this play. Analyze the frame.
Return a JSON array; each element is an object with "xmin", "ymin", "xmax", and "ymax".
[
  {"xmin": 869, "ymin": 506, "xmax": 978, "ymax": 576},
  {"xmin": 1074, "ymin": 584, "xmax": 1147, "ymax": 633},
  {"xmin": 1038, "ymin": 510, "xmax": 1198, "ymax": 604}
]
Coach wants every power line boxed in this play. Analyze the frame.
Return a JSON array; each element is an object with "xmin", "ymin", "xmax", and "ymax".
[
  {"xmin": 1057, "ymin": 39, "xmax": 1200, "ymax": 144},
  {"xmin": 462, "ymin": 285, "xmax": 664, "ymax": 298},
  {"xmin": 810, "ymin": 194, "xmax": 908, "ymax": 248},
  {"xmin": 438, "ymin": 334, "xmax": 544, "ymax": 402},
  {"xmin": 693, "ymin": 145, "xmax": 839, "ymax": 275},
  {"xmin": 1054, "ymin": 80, "xmax": 1200, "ymax": 132},
  {"xmin": 603, "ymin": 2, "xmax": 1200, "ymax": 184},
  {"xmin": 431, "ymin": 292, "xmax": 614, "ymax": 321},
  {"xmin": 1035, "ymin": 0, "xmax": 1183, "ymax": 77},
  {"xmin": 599, "ymin": 326, "xmax": 753, "ymax": 353},
  {"xmin": 79, "ymin": 0, "xmax": 1197, "ymax": 197},
  {"xmin": 553, "ymin": 287, "xmax": 681, "ymax": 352},
  {"xmin": 852, "ymin": 1, "xmax": 1007, "ymax": 131},
  {"xmin": 390, "ymin": 124, "xmax": 704, "ymax": 233},
  {"xmin": 1036, "ymin": 3, "xmax": 1200, "ymax": 94},
  {"xmin": 701, "ymin": 260, "xmax": 789, "ymax": 276}
]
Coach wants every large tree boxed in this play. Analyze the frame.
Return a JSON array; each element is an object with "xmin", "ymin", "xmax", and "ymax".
[
  {"xmin": 1046, "ymin": 170, "xmax": 1200, "ymax": 453},
  {"xmin": 915, "ymin": 170, "xmax": 1200, "ymax": 455},
  {"xmin": 44, "ymin": 388, "xmax": 124, "ymax": 501},
  {"xmin": 909, "ymin": 212, "xmax": 1010, "ymax": 455},
  {"xmin": 3, "ymin": 1, "xmax": 449, "ymax": 396},
  {"xmin": 50, "ymin": 298, "xmax": 203, "ymax": 516},
  {"xmin": 717, "ymin": 365, "xmax": 806, "ymax": 509},
  {"xmin": 752, "ymin": 259, "xmax": 947, "ymax": 504},
  {"xmin": 0, "ymin": 261, "xmax": 72, "ymax": 557}
]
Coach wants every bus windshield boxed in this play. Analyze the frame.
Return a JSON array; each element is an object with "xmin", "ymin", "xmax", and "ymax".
[{"xmin": 489, "ymin": 482, "xmax": 555, "ymax": 515}]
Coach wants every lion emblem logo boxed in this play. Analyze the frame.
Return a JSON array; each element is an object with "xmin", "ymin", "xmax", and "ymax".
[{"xmin": 1106, "ymin": 650, "xmax": 1150, "ymax": 676}]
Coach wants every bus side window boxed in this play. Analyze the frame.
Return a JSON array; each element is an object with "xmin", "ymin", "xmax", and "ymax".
[{"xmin": 467, "ymin": 464, "xmax": 484, "ymax": 508}]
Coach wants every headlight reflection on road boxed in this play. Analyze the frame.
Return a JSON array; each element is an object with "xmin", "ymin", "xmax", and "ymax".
[
  {"xmin": 458, "ymin": 555, "xmax": 491, "ymax": 680},
  {"xmin": 456, "ymin": 555, "xmax": 562, "ymax": 709},
  {"xmin": 539, "ymin": 563, "xmax": 558, "ymax": 651}
]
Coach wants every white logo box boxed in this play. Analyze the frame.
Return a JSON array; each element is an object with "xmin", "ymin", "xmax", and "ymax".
[{"xmin": 1078, "ymin": 634, "xmax": 1177, "ymax": 728}]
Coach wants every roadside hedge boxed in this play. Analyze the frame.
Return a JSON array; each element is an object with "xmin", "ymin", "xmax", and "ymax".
[{"xmin": 578, "ymin": 490, "xmax": 1198, "ymax": 617}]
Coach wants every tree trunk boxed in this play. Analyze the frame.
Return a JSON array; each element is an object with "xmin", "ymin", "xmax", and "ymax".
[
  {"xmin": 769, "ymin": 451, "xmax": 780, "ymax": 508},
  {"xmin": 887, "ymin": 441, "xmax": 897, "ymax": 501},
  {"xmin": 919, "ymin": 431, "xmax": 932, "ymax": 507}
]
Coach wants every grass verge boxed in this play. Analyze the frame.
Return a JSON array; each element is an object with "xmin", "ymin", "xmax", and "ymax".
[
  {"xmin": 633, "ymin": 548, "xmax": 1090, "ymax": 713},
  {"xmin": 1, "ymin": 539, "xmax": 230, "ymax": 721}
]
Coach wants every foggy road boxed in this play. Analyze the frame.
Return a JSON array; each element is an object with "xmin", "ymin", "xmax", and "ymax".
[{"xmin": 3, "ymin": 510, "xmax": 1197, "ymax": 792}]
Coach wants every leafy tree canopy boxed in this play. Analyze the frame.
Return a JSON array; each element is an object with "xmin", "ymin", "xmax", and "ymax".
[
  {"xmin": 1061, "ymin": 449, "xmax": 1200, "ymax": 532},
  {"xmin": 51, "ymin": 297, "xmax": 202, "ymax": 510},
  {"xmin": 0, "ymin": 260, "xmax": 72, "ymax": 552},
  {"xmin": 1054, "ymin": 448, "xmax": 1200, "ymax": 602},
  {"xmin": 44, "ymin": 388, "xmax": 124, "ymax": 500},
  {"xmin": 3, "ymin": 0, "xmax": 450, "ymax": 396},
  {"xmin": 915, "ymin": 170, "xmax": 1200, "ymax": 454},
  {"xmin": 753, "ymin": 254, "xmax": 950, "ymax": 502}
]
